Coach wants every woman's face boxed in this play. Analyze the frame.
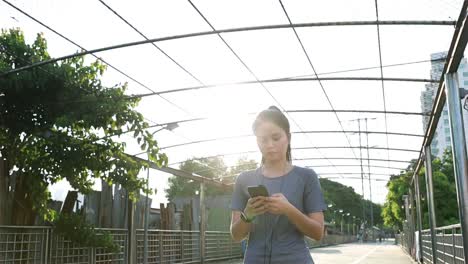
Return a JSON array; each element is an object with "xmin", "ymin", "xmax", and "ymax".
[{"xmin": 254, "ymin": 120, "xmax": 290, "ymax": 163}]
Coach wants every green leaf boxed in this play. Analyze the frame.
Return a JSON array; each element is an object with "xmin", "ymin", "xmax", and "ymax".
[{"xmin": 1, "ymin": 29, "xmax": 169, "ymax": 243}]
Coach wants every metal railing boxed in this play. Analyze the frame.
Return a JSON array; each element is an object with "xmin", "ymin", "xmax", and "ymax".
[
  {"xmin": 421, "ymin": 229, "xmax": 432, "ymax": 263},
  {"xmin": 135, "ymin": 229, "xmax": 201, "ymax": 264},
  {"xmin": 0, "ymin": 226, "xmax": 49, "ymax": 264},
  {"xmin": 1, "ymin": 225, "xmax": 361, "ymax": 264},
  {"xmin": 136, "ymin": 229, "xmax": 196, "ymax": 263},
  {"xmin": 396, "ymin": 234, "xmax": 401, "ymax": 245},
  {"xmin": 305, "ymin": 234, "xmax": 356, "ymax": 248},
  {"xmin": 421, "ymin": 224, "xmax": 464, "ymax": 264},
  {"xmin": 205, "ymin": 231, "xmax": 242, "ymax": 262},
  {"xmin": 397, "ymin": 227, "xmax": 410, "ymax": 255},
  {"xmin": 0, "ymin": 226, "xmax": 128, "ymax": 264},
  {"xmin": 133, "ymin": 229, "xmax": 243, "ymax": 263},
  {"xmin": 0, "ymin": 226, "xmax": 242, "ymax": 264}
]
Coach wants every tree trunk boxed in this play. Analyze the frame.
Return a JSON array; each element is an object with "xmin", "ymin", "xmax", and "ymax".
[
  {"xmin": 0, "ymin": 159, "xmax": 9, "ymax": 225},
  {"xmin": 11, "ymin": 173, "xmax": 37, "ymax": 225},
  {"xmin": 99, "ymin": 180, "xmax": 113, "ymax": 227}
]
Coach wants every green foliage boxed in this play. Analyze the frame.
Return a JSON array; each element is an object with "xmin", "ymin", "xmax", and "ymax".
[
  {"xmin": 54, "ymin": 213, "xmax": 119, "ymax": 252},
  {"xmin": 166, "ymin": 156, "xmax": 382, "ymax": 228},
  {"xmin": 165, "ymin": 157, "xmax": 257, "ymax": 201},
  {"xmin": 228, "ymin": 157, "xmax": 258, "ymax": 177},
  {"xmin": 0, "ymin": 29, "xmax": 166, "ymax": 223},
  {"xmin": 382, "ymin": 149, "xmax": 459, "ymax": 230},
  {"xmin": 382, "ymin": 172, "xmax": 411, "ymax": 229},
  {"xmin": 320, "ymin": 178, "xmax": 383, "ymax": 227}
]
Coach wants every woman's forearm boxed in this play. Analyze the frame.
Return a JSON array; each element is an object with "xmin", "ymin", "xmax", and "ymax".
[
  {"xmin": 285, "ymin": 206, "xmax": 324, "ymax": 240},
  {"xmin": 230, "ymin": 215, "xmax": 252, "ymax": 242}
]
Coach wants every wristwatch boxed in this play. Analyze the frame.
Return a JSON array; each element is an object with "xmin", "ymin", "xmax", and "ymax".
[{"xmin": 240, "ymin": 212, "xmax": 255, "ymax": 223}]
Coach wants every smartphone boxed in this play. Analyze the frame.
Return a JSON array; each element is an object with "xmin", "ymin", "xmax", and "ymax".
[{"xmin": 247, "ymin": 185, "xmax": 269, "ymax": 198}]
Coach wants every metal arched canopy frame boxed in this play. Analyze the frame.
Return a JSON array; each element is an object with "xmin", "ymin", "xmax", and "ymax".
[
  {"xmin": 130, "ymin": 155, "xmax": 231, "ymax": 189},
  {"xmin": 0, "ymin": 20, "xmax": 455, "ymax": 77},
  {"xmin": 318, "ymin": 172, "xmax": 393, "ymax": 177},
  {"xmin": 159, "ymin": 156, "xmax": 412, "ymax": 179},
  {"xmin": 152, "ymin": 109, "xmax": 428, "ymax": 127},
  {"xmin": 411, "ymin": 1, "xmax": 468, "ymax": 185},
  {"xmin": 105, "ymin": 109, "xmax": 429, "ymax": 142},
  {"xmin": 295, "ymin": 157, "xmax": 411, "ymax": 164},
  {"xmin": 2, "ymin": 0, "xmax": 462, "ymax": 193},
  {"xmin": 320, "ymin": 176, "xmax": 389, "ymax": 182},
  {"xmin": 163, "ymin": 146, "xmax": 419, "ymax": 166},
  {"xmin": 154, "ymin": 130, "xmax": 424, "ymax": 151},
  {"xmin": 129, "ymin": 76, "xmax": 438, "ymax": 99},
  {"xmin": 307, "ymin": 165, "xmax": 408, "ymax": 171}
]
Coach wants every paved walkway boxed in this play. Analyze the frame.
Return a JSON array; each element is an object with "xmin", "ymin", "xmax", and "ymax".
[{"xmin": 214, "ymin": 240, "xmax": 414, "ymax": 264}]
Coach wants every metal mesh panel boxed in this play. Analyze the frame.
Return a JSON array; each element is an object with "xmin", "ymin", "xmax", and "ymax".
[
  {"xmin": 421, "ymin": 231, "xmax": 433, "ymax": 264},
  {"xmin": 421, "ymin": 224, "xmax": 464, "ymax": 264},
  {"xmin": 136, "ymin": 229, "xmax": 201, "ymax": 264},
  {"xmin": 49, "ymin": 228, "xmax": 127, "ymax": 264},
  {"xmin": 205, "ymin": 231, "xmax": 242, "ymax": 262},
  {"xmin": 0, "ymin": 226, "xmax": 127, "ymax": 264},
  {"xmin": 95, "ymin": 229, "xmax": 127, "ymax": 264},
  {"xmin": 48, "ymin": 234, "xmax": 90, "ymax": 264},
  {"xmin": 1, "ymin": 225, "xmax": 362, "ymax": 263},
  {"xmin": 0, "ymin": 226, "xmax": 47, "ymax": 264}
]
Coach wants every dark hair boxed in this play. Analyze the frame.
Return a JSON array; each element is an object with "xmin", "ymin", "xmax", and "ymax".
[{"xmin": 252, "ymin": 106, "xmax": 292, "ymax": 163}]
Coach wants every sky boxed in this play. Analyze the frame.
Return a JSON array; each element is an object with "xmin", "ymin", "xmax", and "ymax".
[{"xmin": 1, "ymin": 0, "xmax": 465, "ymax": 207}]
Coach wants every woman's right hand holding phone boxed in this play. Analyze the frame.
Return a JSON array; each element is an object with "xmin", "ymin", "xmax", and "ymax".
[{"xmin": 244, "ymin": 196, "xmax": 268, "ymax": 218}]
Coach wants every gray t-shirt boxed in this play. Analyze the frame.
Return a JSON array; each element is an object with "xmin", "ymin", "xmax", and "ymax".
[{"xmin": 231, "ymin": 166, "xmax": 327, "ymax": 264}]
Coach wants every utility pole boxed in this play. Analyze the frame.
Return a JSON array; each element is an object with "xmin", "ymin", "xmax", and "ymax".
[
  {"xmin": 200, "ymin": 182, "xmax": 206, "ymax": 264},
  {"xmin": 143, "ymin": 153, "xmax": 150, "ymax": 264},
  {"xmin": 357, "ymin": 119, "xmax": 366, "ymax": 232},
  {"xmin": 365, "ymin": 118, "xmax": 375, "ymax": 240}
]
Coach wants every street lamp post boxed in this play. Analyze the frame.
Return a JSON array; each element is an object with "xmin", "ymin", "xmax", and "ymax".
[
  {"xmin": 144, "ymin": 122, "xmax": 178, "ymax": 264},
  {"xmin": 346, "ymin": 213, "xmax": 351, "ymax": 235},
  {"xmin": 339, "ymin": 210, "xmax": 344, "ymax": 234},
  {"xmin": 333, "ymin": 210, "xmax": 337, "ymax": 230},
  {"xmin": 327, "ymin": 204, "xmax": 333, "ymax": 228},
  {"xmin": 352, "ymin": 216, "xmax": 356, "ymax": 235},
  {"xmin": 365, "ymin": 118, "xmax": 376, "ymax": 241}
]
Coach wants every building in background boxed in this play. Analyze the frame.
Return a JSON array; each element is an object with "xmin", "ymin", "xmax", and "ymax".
[{"xmin": 420, "ymin": 51, "xmax": 468, "ymax": 158}]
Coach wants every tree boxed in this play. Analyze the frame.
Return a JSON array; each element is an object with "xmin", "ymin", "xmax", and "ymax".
[
  {"xmin": 419, "ymin": 150, "xmax": 458, "ymax": 227},
  {"xmin": 225, "ymin": 157, "xmax": 258, "ymax": 184},
  {"xmin": 0, "ymin": 29, "xmax": 167, "ymax": 225},
  {"xmin": 382, "ymin": 149, "xmax": 459, "ymax": 230},
  {"xmin": 381, "ymin": 172, "xmax": 411, "ymax": 229},
  {"xmin": 165, "ymin": 157, "xmax": 228, "ymax": 201},
  {"xmin": 320, "ymin": 178, "xmax": 383, "ymax": 228},
  {"xmin": 165, "ymin": 156, "xmax": 384, "ymax": 227},
  {"xmin": 165, "ymin": 157, "xmax": 258, "ymax": 201}
]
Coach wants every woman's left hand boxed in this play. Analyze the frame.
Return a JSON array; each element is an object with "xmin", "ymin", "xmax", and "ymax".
[{"xmin": 266, "ymin": 193, "xmax": 292, "ymax": 215}]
